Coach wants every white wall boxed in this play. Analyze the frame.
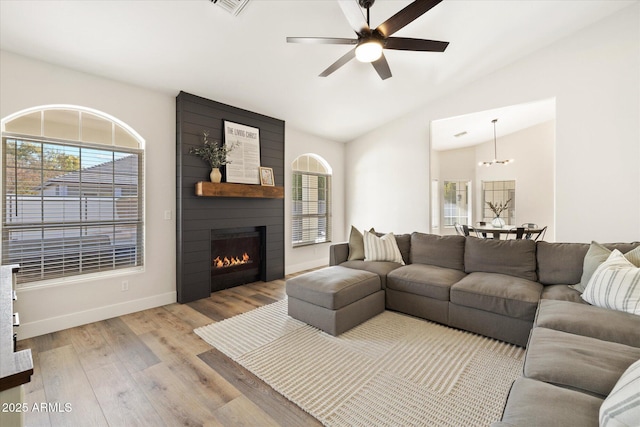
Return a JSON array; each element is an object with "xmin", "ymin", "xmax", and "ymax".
[
  {"xmin": 346, "ymin": 4, "xmax": 639, "ymax": 243},
  {"xmin": 0, "ymin": 51, "xmax": 343, "ymax": 338},
  {"xmin": 1, "ymin": 51, "xmax": 177, "ymax": 339},
  {"xmin": 346, "ymin": 111, "xmax": 431, "ymax": 235},
  {"xmin": 285, "ymin": 127, "xmax": 345, "ymax": 273}
]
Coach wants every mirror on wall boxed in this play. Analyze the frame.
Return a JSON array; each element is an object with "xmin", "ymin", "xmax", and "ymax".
[
  {"xmin": 430, "ymin": 99, "xmax": 556, "ymax": 238},
  {"xmin": 482, "ymin": 180, "xmax": 516, "ymax": 224}
]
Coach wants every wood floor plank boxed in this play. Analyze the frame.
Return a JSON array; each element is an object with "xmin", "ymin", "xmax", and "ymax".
[
  {"xmin": 85, "ymin": 362, "xmax": 166, "ymax": 427},
  {"xmin": 187, "ymin": 298, "xmax": 227, "ymax": 322},
  {"xmin": 213, "ymin": 395, "xmax": 281, "ymax": 427},
  {"xmin": 119, "ymin": 309, "xmax": 163, "ymax": 336},
  {"xmin": 96, "ymin": 317, "xmax": 161, "ymax": 374},
  {"xmin": 163, "ymin": 302, "xmax": 214, "ymax": 329},
  {"xmin": 142, "ymin": 306, "xmax": 194, "ymax": 336},
  {"xmin": 139, "ymin": 328, "xmax": 241, "ymax": 410},
  {"xmin": 66, "ymin": 323, "xmax": 120, "ymax": 373},
  {"xmin": 132, "ymin": 363, "xmax": 221, "ymax": 427},
  {"xmin": 27, "ymin": 329, "xmax": 73, "ymax": 353},
  {"xmin": 38, "ymin": 344, "xmax": 108, "ymax": 427},
  {"xmin": 228, "ymin": 285, "xmax": 279, "ymax": 306},
  {"xmin": 207, "ymin": 292, "xmax": 260, "ymax": 318},
  {"xmin": 199, "ymin": 348, "xmax": 322, "ymax": 427}
]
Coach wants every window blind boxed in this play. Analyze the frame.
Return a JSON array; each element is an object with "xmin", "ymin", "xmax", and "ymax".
[
  {"xmin": 2, "ymin": 137, "xmax": 144, "ymax": 284},
  {"xmin": 291, "ymin": 172, "xmax": 331, "ymax": 247}
]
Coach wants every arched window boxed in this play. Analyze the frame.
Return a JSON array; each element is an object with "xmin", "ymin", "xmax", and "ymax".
[
  {"xmin": 291, "ymin": 154, "xmax": 332, "ymax": 247},
  {"xmin": 1, "ymin": 105, "xmax": 144, "ymax": 286}
]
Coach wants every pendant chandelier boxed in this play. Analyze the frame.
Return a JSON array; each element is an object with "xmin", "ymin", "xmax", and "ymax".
[{"xmin": 479, "ymin": 119, "xmax": 514, "ymax": 166}]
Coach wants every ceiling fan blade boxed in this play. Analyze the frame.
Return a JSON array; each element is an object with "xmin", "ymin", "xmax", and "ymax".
[
  {"xmin": 319, "ymin": 48, "xmax": 356, "ymax": 77},
  {"xmin": 337, "ymin": 0, "xmax": 370, "ymax": 36},
  {"xmin": 376, "ymin": 0, "xmax": 442, "ymax": 37},
  {"xmin": 371, "ymin": 53, "xmax": 392, "ymax": 80},
  {"xmin": 287, "ymin": 37, "xmax": 358, "ymax": 45},
  {"xmin": 384, "ymin": 37, "xmax": 449, "ymax": 52}
]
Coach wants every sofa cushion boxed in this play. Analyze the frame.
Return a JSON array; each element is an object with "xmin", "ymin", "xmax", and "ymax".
[
  {"xmin": 499, "ymin": 378, "xmax": 602, "ymax": 427},
  {"xmin": 450, "ymin": 272, "xmax": 543, "ymax": 321},
  {"xmin": 581, "ymin": 249, "xmax": 640, "ymax": 315},
  {"xmin": 285, "ymin": 266, "xmax": 380, "ymax": 310},
  {"xmin": 573, "ymin": 241, "xmax": 640, "ymax": 292},
  {"xmin": 464, "ymin": 237, "xmax": 537, "ymax": 281},
  {"xmin": 524, "ymin": 327, "xmax": 640, "ymax": 398},
  {"xmin": 540, "ymin": 284, "xmax": 587, "ymax": 304},
  {"xmin": 339, "ymin": 260, "xmax": 401, "ymax": 288},
  {"xmin": 534, "ymin": 300, "xmax": 640, "ymax": 347},
  {"xmin": 536, "ymin": 242, "xmax": 589, "ymax": 285},
  {"xmin": 600, "ymin": 359, "xmax": 640, "ymax": 427},
  {"xmin": 364, "ymin": 231, "xmax": 405, "ymax": 265},
  {"xmin": 410, "ymin": 232, "xmax": 465, "ymax": 271},
  {"xmin": 387, "ymin": 264, "xmax": 467, "ymax": 301}
]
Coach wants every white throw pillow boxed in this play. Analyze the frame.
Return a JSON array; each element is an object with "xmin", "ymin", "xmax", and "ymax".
[
  {"xmin": 600, "ymin": 358, "xmax": 640, "ymax": 427},
  {"xmin": 581, "ymin": 250, "xmax": 640, "ymax": 315},
  {"xmin": 363, "ymin": 231, "xmax": 405, "ymax": 265}
]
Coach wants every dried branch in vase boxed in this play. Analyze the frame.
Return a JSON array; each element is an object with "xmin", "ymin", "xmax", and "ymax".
[{"xmin": 487, "ymin": 199, "xmax": 511, "ymax": 217}]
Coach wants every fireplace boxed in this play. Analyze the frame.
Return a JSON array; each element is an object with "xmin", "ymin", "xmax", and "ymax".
[{"xmin": 210, "ymin": 227, "xmax": 265, "ymax": 291}]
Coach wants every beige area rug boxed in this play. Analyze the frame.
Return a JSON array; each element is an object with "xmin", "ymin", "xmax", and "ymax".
[{"xmin": 195, "ymin": 300, "xmax": 524, "ymax": 427}]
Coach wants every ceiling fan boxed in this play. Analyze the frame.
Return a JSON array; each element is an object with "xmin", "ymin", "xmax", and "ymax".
[{"xmin": 286, "ymin": 0, "xmax": 449, "ymax": 80}]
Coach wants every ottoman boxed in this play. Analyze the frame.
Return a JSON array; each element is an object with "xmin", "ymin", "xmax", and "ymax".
[{"xmin": 286, "ymin": 266, "xmax": 385, "ymax": 336}]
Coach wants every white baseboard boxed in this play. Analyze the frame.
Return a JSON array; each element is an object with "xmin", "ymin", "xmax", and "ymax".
[{"xmin": 16, "ymin": 291, "xmax": 177, "ymax": 340}]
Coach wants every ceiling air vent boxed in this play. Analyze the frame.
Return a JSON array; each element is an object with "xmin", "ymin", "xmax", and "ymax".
[{"xmin": 211, "ymin": 0, "xmax": 250, "ymax": 16}]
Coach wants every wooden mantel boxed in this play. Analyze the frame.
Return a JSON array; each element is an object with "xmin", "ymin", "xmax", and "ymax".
[{"xmin": 195, "ymin": 182, "xmax": 284, "ymax": 199}]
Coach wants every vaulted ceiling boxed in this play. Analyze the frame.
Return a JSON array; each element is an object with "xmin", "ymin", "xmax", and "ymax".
[{"xmin": 0, "ymin": 0, "xmax": 635, "ymax": 143}]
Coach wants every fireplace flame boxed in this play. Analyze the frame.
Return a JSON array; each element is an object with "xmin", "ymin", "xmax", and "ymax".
[{"xmin": 213, "ymin": 252, "xmax": 251, "ymax": 268}]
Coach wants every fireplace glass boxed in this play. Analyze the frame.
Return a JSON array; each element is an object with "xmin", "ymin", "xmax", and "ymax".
[{"xmin": 210, "ymin": 227, "xmax": 264, "ymax": 291}]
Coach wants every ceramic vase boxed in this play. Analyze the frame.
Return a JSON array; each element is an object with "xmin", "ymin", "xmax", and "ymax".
[{"xmin": 210, "ymin": 168, "xmax": 222, "ymax": 183}]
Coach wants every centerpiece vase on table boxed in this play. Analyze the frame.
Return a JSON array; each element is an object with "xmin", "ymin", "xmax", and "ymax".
[{"xmin": 487, "ymin": 199, "xmax": 511, "ymax": 229}]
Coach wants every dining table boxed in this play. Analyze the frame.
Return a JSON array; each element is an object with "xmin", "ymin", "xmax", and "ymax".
[{"xmin": 469, "ymin": 225, "xmax": 544, "ymax": 240}]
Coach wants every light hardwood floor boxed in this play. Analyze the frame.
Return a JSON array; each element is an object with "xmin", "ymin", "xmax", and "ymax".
[{"xmin": 17, "ymin": 274, "xmax": 322, "ymax": 427}]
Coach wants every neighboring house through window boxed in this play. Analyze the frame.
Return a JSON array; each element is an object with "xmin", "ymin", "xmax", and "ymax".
[
  {"xmin": 1, "ymin": 106, "xmax": 144, "ymax": 286},
  {"xmin": 291, "ymin": 154, "xmax": 331, "ymax": 247}
]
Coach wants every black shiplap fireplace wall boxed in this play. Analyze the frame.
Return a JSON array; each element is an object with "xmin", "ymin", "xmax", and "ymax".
[{"xmin": 176, "ymin": 91, "xmax": 285, "ymax": 303}]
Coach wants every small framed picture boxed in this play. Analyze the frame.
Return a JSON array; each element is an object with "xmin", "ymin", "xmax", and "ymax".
[{"xmin": 259, "ymin": 167, "xmax": 275, "ymax": 186}]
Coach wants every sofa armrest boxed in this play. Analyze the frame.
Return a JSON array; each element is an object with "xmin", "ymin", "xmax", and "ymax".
[{"xmin": 329, "ymin": 243, "xmax": 349, "ymax": 266}]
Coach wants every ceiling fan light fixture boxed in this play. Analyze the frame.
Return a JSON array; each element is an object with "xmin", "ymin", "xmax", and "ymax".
[{"xmin": 355, "ymin": 40, "xmax": 383, "ymax": 63}]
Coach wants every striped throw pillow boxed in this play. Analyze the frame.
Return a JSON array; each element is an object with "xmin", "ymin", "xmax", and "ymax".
[
  {"xmin": 573, "ymin": 242, "xmax": 640, "ymax": 293},
  {"xmin": 363, "ymin": 231, "xmax": 405, "ymax": 265},
  {"xmin": 581, "ymin": 250, "xmax": 640, "ymax": 315},
  {"xmin": 600, "ymin": 358, "xmax": 640, "ymax": 427}
]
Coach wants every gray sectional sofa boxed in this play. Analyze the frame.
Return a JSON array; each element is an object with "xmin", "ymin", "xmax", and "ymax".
[{"xmin": 328, "ymin": 232, "xmax": 640, "ymax": 427}]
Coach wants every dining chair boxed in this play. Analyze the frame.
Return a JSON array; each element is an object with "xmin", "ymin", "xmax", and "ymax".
[
  {"xmin": 454, "ymin": 223, "xmax": 470, "ymax": 237},
  {"xmin": 474, "ymin": 221, "xmax": 491, "ymax": 239},
  {"xmin": 521, "ymin": 223, "xmax": 537, "ymax": 239},
  {"xmin": 506, "ymin": 227, "xmax": 525, "ymax": 240},
  {"xmin": 526, "ymin": 225, "xmax": 547, "ymax": 241}
]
